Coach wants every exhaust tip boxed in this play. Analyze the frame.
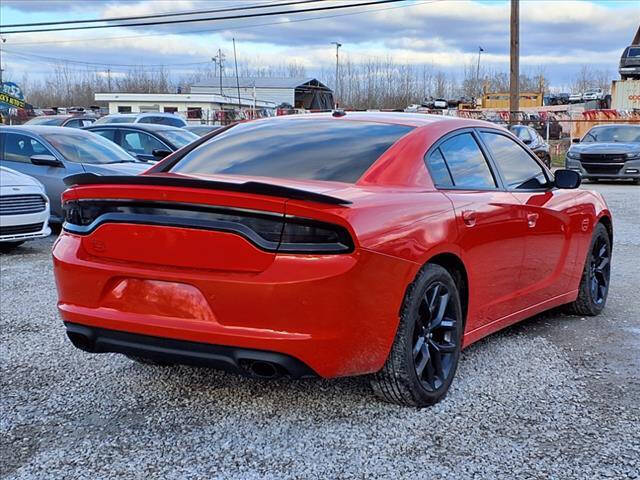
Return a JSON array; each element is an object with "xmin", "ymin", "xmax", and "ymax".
[
  {"xmin": 239, "ymin": 359, "xmax": 283, "ymax": 379},
  {"xmin": 65, "ymin": 324, "xmax": 97, "ymax": 352}
]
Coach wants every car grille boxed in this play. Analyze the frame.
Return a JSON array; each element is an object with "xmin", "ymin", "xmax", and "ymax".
[
  {"xmin": 0, "ymin": 222, "xmax": 44, "ymax": 235},
  {"xmin": 0, "ymin": 194, "xmax": 47, "ymax": 216},
  {"xmin": 583, "ymin": 164, "xmax": 623, "ymax": 175},
  {"xmin": 580, "ymin": 154, "xmax": 627, "ymax": 163}
]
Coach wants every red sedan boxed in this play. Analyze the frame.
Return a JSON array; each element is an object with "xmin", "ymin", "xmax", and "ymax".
[{"xmin": 53, "ymin": 113, "xmax": 612, "ymax": 406}]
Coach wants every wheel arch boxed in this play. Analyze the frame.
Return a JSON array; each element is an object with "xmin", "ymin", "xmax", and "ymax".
[
  {"xmin": 425, "ymin": 252, "xmax": 469, "ymax": 329},
  {"xmin": 597, "ymin": 214, "xmax": 613, "ymax": 247}
]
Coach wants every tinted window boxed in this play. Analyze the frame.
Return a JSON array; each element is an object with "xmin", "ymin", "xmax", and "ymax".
[
  {"xmin": 121, "ymin": 131, "xmax": 166, "ymax": 155},
  {"xmin": 627, "ymin": 47, "xmax": 640, "ymax": 57},
  {"xmin": 510, "ymin": 126, "xmax": 532, "ymax": 142},
  {"xmin": 480, "ymin": 132, "xmax": 546, "ymax": 189},
  {"xmin": 138, "ymin": 116, "xmax": 185, "ymax": 127},
  {"xmin": 65, "ymin": 119, "xmax": 82, "ymax": 128},
  {"xmin": 91, "ymin": 129, "xmax": 117, "ymax": 142},
  {"xmin": 41, "ymin": 131, "xmax": 136, "ymax": 164},
  {"xmin": 3, "ymin": 133, "xmax": 52, "ymax": 163},
  {"xmin": 438, "ymin": 133, "xmax": 496, "ymax": 189},
  {"xmin": 426, "ymin": 148, "xmax": 453, "ymax": 187},
  {"xmin": 25, "ymin": 116, "xmax": 65, "ymax": 126},
  {"xmin": 157, "ymin": 129, "xmax": 198, "ymax": 149},
  {"xmin": 170, "ymin": 119, "xmax": 413, "ymax": 183}
]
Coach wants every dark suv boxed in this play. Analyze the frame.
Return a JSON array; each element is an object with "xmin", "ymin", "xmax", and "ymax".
[{"xmin": 619, "ymin": 46, "xmax": 640, "ymax": 80}]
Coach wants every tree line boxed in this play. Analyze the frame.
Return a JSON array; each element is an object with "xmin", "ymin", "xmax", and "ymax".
[{"xmin": 9, "ymin": 57, "xmax": 613, "ymax": 110}]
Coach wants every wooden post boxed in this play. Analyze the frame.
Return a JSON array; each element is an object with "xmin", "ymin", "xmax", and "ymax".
[{"xmin": 509, "ymin": 0, "xmax": 519, "ymax": 124}]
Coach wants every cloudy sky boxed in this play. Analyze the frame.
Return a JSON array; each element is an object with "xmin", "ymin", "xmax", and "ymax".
[{"xmin": 0, "ymin": 0, "xmax": 637, "ymax": 88}]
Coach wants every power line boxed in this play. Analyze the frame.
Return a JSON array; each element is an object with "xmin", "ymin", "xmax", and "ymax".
[
  {"xmin": 0, "ymin": 0, "xmax": 323, "ymax": 28},
  {"xmin": 4, "ymin": 0, "xmax": 434, "ymax": 46},
  {"xmin": 1, "ymin": 49, "xmax": 212, "ymax": 68},
  {"xmin": 0, "ymin": 0, "xmax": 407, "ymax": 34}
]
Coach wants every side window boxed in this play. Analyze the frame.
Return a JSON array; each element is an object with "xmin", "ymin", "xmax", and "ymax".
[
  {"xmin": 3, "ymin": 133, "xmax": 52, "ymax": 163},
  {"xmin": 426, "ymin": 148, "xmax": 454, "ymax": 187},
  {"xmin": 121, "ymin": 131, "xmax": 165, "ymax": 155},
  {"xmin": 92, "ymin": 129, "xmax": 116, "ymax": 142},
  {"xmin": 65, "ymin": 119, "xmax": 81, "ymax": 128},
  {"xmin": 438, "ymin": 133, "xmax": 497, "ymax": 189},
  {"xmin": 480, "ymin": 132, "xmax": 547, "ymax": 190}
]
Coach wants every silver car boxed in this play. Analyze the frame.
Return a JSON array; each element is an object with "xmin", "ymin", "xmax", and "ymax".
[
  {"xmin": 565, "ymin": 124, "xmax": 640, "ymax": 184},
  {"xmin": 0, "ymin": 126, "xmax": 149, "ymax": 224}
]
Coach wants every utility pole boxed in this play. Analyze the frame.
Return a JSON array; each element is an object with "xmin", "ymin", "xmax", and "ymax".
[
  {"xmin": 107, "ymin": 68, "xmax": 111, "ymax": 92},
  {"xmin": 233, "ymin": 38, "xmax": 241, "ymax": 109},
  {"xmin": 509, "ymin": 0, "xmax": 520, "ymax": 124},
  {"xmin": 331, "ymin": 41, "xmax": 342, "ymax": 109},
  {"xmin": 213, "ymin": 49, "xmax": 225, "ymax": 96},
  {"xmin": 0, "ymin": 37, "xmax": 7, "ymax": 84},
  {"xmin": 476, "ymin": 46, "xmax": 484, "ymax": 102}
]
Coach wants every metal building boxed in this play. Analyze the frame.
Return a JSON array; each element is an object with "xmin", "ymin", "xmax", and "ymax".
[{"xmin": 190, "ymin": 77, "xmax": 334, "ymax": 109}]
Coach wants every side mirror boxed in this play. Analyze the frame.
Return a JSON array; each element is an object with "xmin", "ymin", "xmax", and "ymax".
[
  {"xmin": 152, "ymin": 149, "xmax": 172, "ymax": 159},
  {"xmin": 554, "ymin": 169, "xmax": 581, "ymax": 189},
  {"xmin": 30, "ymin": 154, "xmax": 63, "ymax": 167},
  {"xmin": 572, "ymin": 138, "xmax": 580, "ymax": 144},
  {"xmin": 522, "ymin": 138, "xmax": 532, "ymax": 145}
]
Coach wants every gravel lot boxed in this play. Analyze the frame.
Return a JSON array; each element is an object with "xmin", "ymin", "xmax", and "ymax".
[{"xmin": 1, "ymin": 182, "xmax": 639, "ymax": 480}]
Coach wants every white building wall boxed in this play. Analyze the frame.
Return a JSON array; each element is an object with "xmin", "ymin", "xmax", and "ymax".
[{"xmin": 191, "ymin": 86, "xmax": 295, "ymax": 106}]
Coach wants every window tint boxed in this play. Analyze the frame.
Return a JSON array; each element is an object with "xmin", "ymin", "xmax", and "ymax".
[
  {"xmin": 426, "ymin": 148, "xmax": 454, "ymax": 187},
  {"xmin": 3, "ymin": 133, "xmax": 52, "ymax": 163},
  {"xmin": 91, "ymin": 129, "xmax": 117, "ymax": 142},
  {"xmin": 480, "ymin": 132, "xmax": 546, "ymax": 189},
  {"xmin": 121, "ymin": 131, "xmax": 166, "ymax": 155},
  {"xmin": 170, "ymin": 119, "xmax": 413, "ymax": 183},
  {"xmin": 157, "ymin": 129, "xmax": 198, "ymax": 149},
  {"xmin": 438, "ymin": 133, "xmax": 496, "ymax": 189},
  {"xmin": 65, "ymin": 119, "xmax": 82, "ymax": 128}
]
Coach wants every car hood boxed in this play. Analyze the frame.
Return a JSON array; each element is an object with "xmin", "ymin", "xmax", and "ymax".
[
  {"xmin": 0, "ymin": 166, "xmax": 43, "ymax": 188},
  {"xmin": 82, "ymin": 162, "xmax": 150, "ymax": 175},
  {"xmin": 571, "ymin": 143, "xmax": 640, "ymax": 155}
]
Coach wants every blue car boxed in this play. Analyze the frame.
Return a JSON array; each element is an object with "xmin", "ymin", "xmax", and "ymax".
[{"xmin": 0, "ymin": 126, "xmax": 148, "ymax": 225}]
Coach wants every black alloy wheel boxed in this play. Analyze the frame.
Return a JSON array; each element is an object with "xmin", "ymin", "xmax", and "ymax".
[
  {"xmin": 588, "ymin": 235, "xmax": 610, "ymax": 306},
  {"xmin": 371, "ymin": 264, "xmax": 463, "ymax": 407},
  {"xmin": 566, "ymin": 222, "xmax": 611, "ymax": 316},
  {"xmin": 412, "ymin": 282, "xmax": 458, "ymax": 391}
]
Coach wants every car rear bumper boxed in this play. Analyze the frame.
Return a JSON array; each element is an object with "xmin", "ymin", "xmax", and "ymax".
[{"xmin": 53, "ymin": 232, "xmax": 417, "ymax": 378}]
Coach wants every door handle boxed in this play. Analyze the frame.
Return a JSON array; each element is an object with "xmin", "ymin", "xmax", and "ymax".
[
  {"xmin": 462, "ymin": 210, "xmax": 476, "ymax": 227},
  {"xmin": 527, "ymin": 212, "xmax": 539, "ymax": 228}
]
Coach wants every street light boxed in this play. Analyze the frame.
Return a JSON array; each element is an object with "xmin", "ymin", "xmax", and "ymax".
[
  {"xmin": 476, "ymin": 46, "xmax": 484, "ymax": 102},
  {"xmin": 331, "ymin": 41, "xmax": 342, "ymax": 109}
]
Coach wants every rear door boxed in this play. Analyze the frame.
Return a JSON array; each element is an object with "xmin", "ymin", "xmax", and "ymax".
[
  {"xmin": 477, "ymin": 129, "xmax": 579, "ymax": 309},
  {"xmin": 426, "ymin": 130, "xmax": 528, "ymax": 330}
]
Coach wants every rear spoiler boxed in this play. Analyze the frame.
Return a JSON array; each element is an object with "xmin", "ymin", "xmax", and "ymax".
[{"xmin": 63, "ymin": 173, "xmax": 351, "ymax": 206}]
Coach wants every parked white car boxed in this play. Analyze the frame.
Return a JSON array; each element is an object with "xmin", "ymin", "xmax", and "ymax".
[
  {"xmin": 0, "ymin": 167, "xmax": 51, "ymax": 252},
  {"xmin": 583, "ymin": 88, "xmax": 605, "ymax": 101},
  {"xmin": 569, "ymin": 92, "xmax": 583, "ymax": 103}
]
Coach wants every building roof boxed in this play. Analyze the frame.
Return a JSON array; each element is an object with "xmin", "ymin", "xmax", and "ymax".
[
  {"xmin": 192, "ymin": 77, "xmax": 331, "ymax": 90},
  {"xmin": 94, "ymin": 92, "xmax": 276, "ymax": 108}
]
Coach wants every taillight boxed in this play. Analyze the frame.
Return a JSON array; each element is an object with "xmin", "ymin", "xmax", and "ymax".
[
  {"xmin": 279, "ymin": 219, "xmax": 353, "ymax": 253},
  {"xmin": 63, "ymin": 200, "xmax": 353, "ymax": 254}
]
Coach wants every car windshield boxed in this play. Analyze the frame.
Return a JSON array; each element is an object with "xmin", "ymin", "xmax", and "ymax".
[
  {"xmin": 170, "ymin": 119, "xmax": 413, "ymax": 183},
  {"xmin": 583, "ymin": 125, "xmax": 640, "ymax": 143},
  {"xmin": 157, "ymin": 129, "xmax": 199, "ymax": 149},
  {"xmin": 42, "ymin": 131, "xmax": 138, "ymax": 164},
  {"xmin": 25, "ymin": 116, "xmax": 65, "ymax": 126}
]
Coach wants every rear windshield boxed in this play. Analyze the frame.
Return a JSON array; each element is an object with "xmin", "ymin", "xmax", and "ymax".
[
  {"xmin": 170, "ymin": 118, "xmax": 413, "ymax": 183},
  {"xmin": 627, "ymin": 47, "xmax": 640, "ymax": 58}
]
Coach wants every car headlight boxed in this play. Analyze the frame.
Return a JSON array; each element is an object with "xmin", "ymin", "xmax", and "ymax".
[
  {"xmin": 626, "ymin": 152, "xmax": 640, "ymax": 159},
  {"xmin": 566, "ymin": 151, "xmax": 580, "ymax": 160}
]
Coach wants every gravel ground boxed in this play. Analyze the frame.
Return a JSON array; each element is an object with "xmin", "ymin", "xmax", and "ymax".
[{"xmin": 1, "ymin": 182, "xmax": 639, "ymax": 480}]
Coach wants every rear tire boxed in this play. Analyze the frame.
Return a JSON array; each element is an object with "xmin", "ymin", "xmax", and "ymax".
[
  {"xmin": 565, "ymin": 223, "xmax": 611, "ymax": 316},
  {"xmin": 0, "ymin": 241, "xmax": 25, "ymax": 253},
  {"xmin": 371, "ymin": 264, "xmax": 463, "ymax": 407}
]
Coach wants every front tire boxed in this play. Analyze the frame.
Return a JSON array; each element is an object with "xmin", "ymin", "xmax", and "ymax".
[
  {"xmin": 565, "ymin": 223, "xmax": 611, "ymax": 316},
  {"xmin": 371, "ymin": 264, "xmax": 463, "ymax": 407}
]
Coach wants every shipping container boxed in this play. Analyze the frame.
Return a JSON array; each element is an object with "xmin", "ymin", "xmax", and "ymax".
[{"xmin": 611, "ymin": 80, "xmax": 640, "ymax": 110}]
